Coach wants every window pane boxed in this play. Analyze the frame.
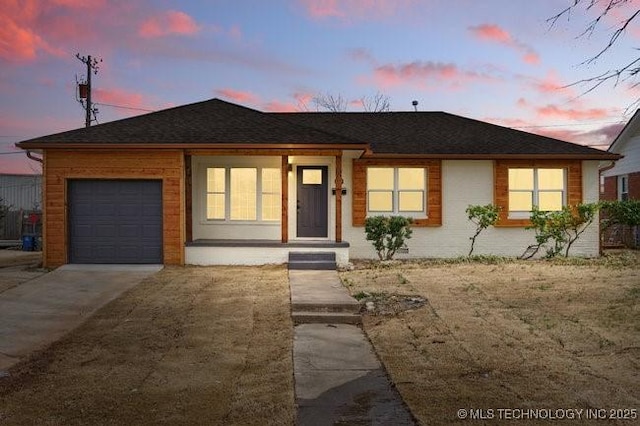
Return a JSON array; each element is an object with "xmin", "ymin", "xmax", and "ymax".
[
  {"xmin": 509, "ymin": 169, "xmax": 534, "ymax": 190},
  {"xmin": 399, "ymin": 191, "xmax": 424, "ymax": 212},
  {"xmin": 509, "ymin": 191, "xmax": 532, "ymax": 211},
  {"xmin": 262, "ymin": 193, "xmax": 281, "ymax": 221},
  {"xmin": 398, "ymin": 168, "xmax": 425, "ymax": 190},
  {"xmin": 230, "ymin": 168, "xmax": 257, "ymax": 220},
  {"xmin": 539, "ymin": 192, "xmax": 563, "ymax": 211},
  {"xmin": 538, "ymin": 169, "xmax": 564, "ymax": 190},
  {"xmin": 367, "ymin": 168, "xmax": 394, "ymax": 190},
  {"xmin": 302, "ymin": 169, "xmax": 322, "ymax": 185},
  {"xmin": 207, "ymin": 168, "xmax": 225, "ymax": 192},
  {"xmin": 207, "ymin": 194, "xmax": 225, "ymax": 219},
  {"xmin": 262, "ymin": 168, "xmax": 281, "ymax": 193},
  {"xmin": 368, "ymin": 192, "xmax": 393, "ymax": 212}
]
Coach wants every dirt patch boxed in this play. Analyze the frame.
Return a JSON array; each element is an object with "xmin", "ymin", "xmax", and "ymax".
[
  {"xmin": 0, "ymin": 265, "xmax": 295, "ymax": 425},
  {"xmin": 353, "ymin": 291, "xmax": 427, "ymax": 316},
  {"xmin": 340, "ymin": 252, "xmax": 640, "ymax": 425}
]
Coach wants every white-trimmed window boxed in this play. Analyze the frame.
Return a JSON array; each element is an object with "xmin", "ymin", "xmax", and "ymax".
[
  {"xmin": 206, "ymin": 168, "xmax": 225, "ymax": 220},
  {"xmin": 206, "ymin": 167, "xmax": 280, "ymax": 222},
  {"xmin": 508, "ymin": 168, "xmax": 565, "ymax": 217},
  {"xmin": 367, "ymin": 167, "xmax": 427, "ymax": 216},
  {"xmin": 261, "ymin": 168, "xmax": 281, "ymax": 221},
  {"xmin": 618, "ymin": 175, "xmax": 629, "ymax": 201}
]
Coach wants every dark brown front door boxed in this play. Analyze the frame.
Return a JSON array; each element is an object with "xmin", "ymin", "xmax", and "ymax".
[{"xmin": 296, "ymin": 166, "xmax": 328, "ymax": 238}]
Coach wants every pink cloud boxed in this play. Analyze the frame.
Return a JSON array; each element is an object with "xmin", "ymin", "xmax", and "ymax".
[
  {"xmin": 292, "ymin": 91, "xmax": 314, "ymax": 110},
  {"xmin": 531, "ymin": 71, "xmax": 574, "ymax": 95},
  {"xmin": 0, "ymin": 3, "xmax": 65, "ymax": 62},
  {"xmin": 532, "ymin": 123, "xmax": 623, "ymax": 148},
  {"xmin": 522, "ymin": 52, "xmax": 540, "ymax": 65},
  {"xmin": 536, "ymin": 104, "xmax": 611, "ymax": 120},
  {"xmin": 93, "ymin": 87, "xmax": 148, "ymax": 109},
  {"xmin": 51, "ymin": 0, "xmax": 106, "ymax": 8},
  {"xmin": 299, "ymin": 0, "xmax": 414, "ymax": 20},
  {"xmin": 215, "ymin": 88, "xmax": 260, "ymax": 105},
  {"xmin": 469, "ymin": 23, "xmax": 539, "ymax": 65},
  {"xmin": 139, "ymin": 10, "xmax": 200, "ymax": 38},
  {"xmin": 484, "ymin": 116, "xmax": 623, "ymax": 148},
  {"xmin": 369, "ymin": 60, "xmax": 491, "ymax": 90},
  {"xmin": 263, "ymin": 100, "xmax": 298, "ymax": 112},
  {"xmin": 470, "ymin": 24, "xmax": 511, "ymax": 43}
]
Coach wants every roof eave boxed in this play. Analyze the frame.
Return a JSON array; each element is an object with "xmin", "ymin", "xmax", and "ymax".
[
  {"xmin": 16, "ymin": 142, "xmax": 371, "ymax": 151},
  {"xmin": 361, "ymin": 153, "xmax": 622, "ymax": 160}
]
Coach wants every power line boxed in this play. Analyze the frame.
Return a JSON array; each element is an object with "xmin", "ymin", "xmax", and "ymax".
[
  {"xmin": 514, "ymin": 120, "xmax": 627, "ymax": 129},
  {"xmin": 95, "ymin": 102, "xmax": 156, "ymax": 112}
]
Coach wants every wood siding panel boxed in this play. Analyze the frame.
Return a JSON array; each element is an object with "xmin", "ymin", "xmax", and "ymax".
[
  {"xmin": 494, "ymin": 159, "xmax": 582, "ymax": 227},
  {"xmin": 43, "ymin": 150, "xmax": 184, "ymax": 268},
  {"xmin": 352, "ymin": 158, "xmax": 442, "ymax": 227}
]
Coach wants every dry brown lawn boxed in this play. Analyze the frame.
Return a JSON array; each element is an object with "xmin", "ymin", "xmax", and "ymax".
[
  {"xmin": 0, "ymin": 265, "xmax": 295, "ymax": 426},
  {"xmin": 340, "ymin": 251, "xmax": 640, "ymax": 425}
]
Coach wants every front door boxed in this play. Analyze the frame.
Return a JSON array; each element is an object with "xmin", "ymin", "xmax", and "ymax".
[{"xmin": 296, "ymin": 166, "xmax": 328, "ymax": 238}]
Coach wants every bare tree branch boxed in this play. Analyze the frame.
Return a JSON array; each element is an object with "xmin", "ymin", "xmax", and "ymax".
[
  {"xmin": 548, "ymin": 0, "xmax": 640, "ymax": 101},
  {"xmin": 312, "ymin": 93, "xmax": 348, "ymax": 112},
  {"xmin": 360, "ymin": 92, "xmax": 391, "ymax": 112}
]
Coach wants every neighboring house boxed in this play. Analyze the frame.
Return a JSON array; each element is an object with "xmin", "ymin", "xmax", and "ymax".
[
  {"xmin": 0, "ymin": 174, "xmax": 42, "ymax": 241},
  {"xmin": 601, "ymin": 110, "xmax": 640, "ymax": 201},
  {"xmin": 16, "ymin": 99, "xmax": 619, "ymax": 268},
  {"xmin": 0, "ymin": 174, "xmax": 42, "ymax": 211},
  {"xmin": 600, "ymin": 110, "xmax": 640, "ymax": 247}
]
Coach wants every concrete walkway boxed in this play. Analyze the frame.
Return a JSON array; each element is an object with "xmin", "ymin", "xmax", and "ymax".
[
  {"xmin": 290, "ymin": 270, "xmax": 415, "ymax": 425},
  {"xmin": 0, "ymin": 264, "xmax": 162, "ymax": 371}
]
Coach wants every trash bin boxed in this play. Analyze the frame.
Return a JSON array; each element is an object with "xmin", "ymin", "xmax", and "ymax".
[{"xmin": 22, "ymin": 235, "xmax": 34, "ymax": 251}]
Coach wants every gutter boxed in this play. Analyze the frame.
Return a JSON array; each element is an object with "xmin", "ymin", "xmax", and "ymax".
[
  {"xmin": 598, "ymin": 159, "xmax": 619, "ymax": 174},
  {"xmin": 26, "ymin": 150, "xmax": 43, "ymax": 163}
]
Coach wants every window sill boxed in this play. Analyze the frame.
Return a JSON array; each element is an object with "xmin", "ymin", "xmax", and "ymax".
[{"xmin": 200, "ymin": 220, "xmax": 280, "ymax": 226}]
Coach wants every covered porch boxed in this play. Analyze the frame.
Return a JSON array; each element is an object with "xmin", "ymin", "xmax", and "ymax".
[{"xmin": 184, "ymin": 149, "xmax": 360, "ymax": 267}]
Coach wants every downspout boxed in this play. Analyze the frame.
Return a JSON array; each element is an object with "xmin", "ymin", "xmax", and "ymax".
[
  {"xmin": 26, "ymin": 150, "xmax": 43, "ymax": 164},
  {"xmin": 598, "ymin": 160, "xmax": 616, "ymax": 174}
]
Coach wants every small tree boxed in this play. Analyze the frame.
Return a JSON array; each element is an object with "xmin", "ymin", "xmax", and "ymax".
[
  {"xmin": 600, "ymin": 199, "xmax": 640, "ymax": 247},
  {"xmin": 466, "ymin": 204, "xmax": 500, "ymax": 256},
  {"xmin": 364, "ymin": 216, "xmax": 413, "ymax": 260},
  {"xmin": 600, "ymin": 199, "xmax": 640, "ymax": 229},
  {"xmin": 521, "ymin": 203, "xmax": 599, "ymax": 259}
]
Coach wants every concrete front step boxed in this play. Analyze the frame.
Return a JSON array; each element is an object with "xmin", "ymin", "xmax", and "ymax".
[
  {"xmin": 292, "ymin": 311, "xmax": 362, "ymax": 325},
  {"xmin": 292, "ymin": 302, "xmax": 360, "ymax": 314},
  {"xmin": 288, "ymin": 261, "xmax": 336, "ymax": 270},
  {"xmin": 288, "ymin": 251, "xmax": 337, "ymax": 270}
]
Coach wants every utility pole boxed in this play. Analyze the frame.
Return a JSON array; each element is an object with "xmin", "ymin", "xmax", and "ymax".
[{"xmin": 76, "ymin": 53, "xmax": 101, "ymax": 127}]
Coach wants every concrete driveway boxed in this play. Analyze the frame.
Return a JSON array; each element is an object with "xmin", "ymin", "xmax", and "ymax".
[{"xmin": 0, "ymin": 264, "xmax": 162, "ymax": 371}]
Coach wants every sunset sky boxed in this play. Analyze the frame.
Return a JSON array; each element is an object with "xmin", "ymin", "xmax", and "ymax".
[{"xmin": 1, "ymin": 0, "xmax": 638, "ymax": 174}]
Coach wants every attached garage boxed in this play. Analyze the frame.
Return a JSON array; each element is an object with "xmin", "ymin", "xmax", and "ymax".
[{"xmin": 68, "ymin": 180, "xmax": 163, "ymax": 264}]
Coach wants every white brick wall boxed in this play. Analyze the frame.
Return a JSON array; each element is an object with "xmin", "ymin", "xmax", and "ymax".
[{"xmin": 344, "ymin": 160, "xmax": 602, "ymax": 259}]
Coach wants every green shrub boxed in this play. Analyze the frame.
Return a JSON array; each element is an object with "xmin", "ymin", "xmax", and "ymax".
[
  {"xmin": 522, "ymin": 203, "xmax": 599, "ymax": 259},
  {"xmin": 466, "ymin": 204, "xmax": 500, "ymax": 256},
  {"xmin": 364, "ymin": 216, "xmax": 413, "ymax": 260},
  {"xmin": 600, "ymin": 199, "xmax": 640, "ymax": 228}
]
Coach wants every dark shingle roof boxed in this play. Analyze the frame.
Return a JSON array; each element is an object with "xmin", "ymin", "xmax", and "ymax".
[
  {"xmin": 17, "ymin": 98, "xmax": 618, "ymax": 158},
  {"xmin": 17, "ymin": 98, "xmax": 362, "ymax": 146},
  {"xmin": 273, "ymin": 111, "xmax": 611, "ymax": 156}
]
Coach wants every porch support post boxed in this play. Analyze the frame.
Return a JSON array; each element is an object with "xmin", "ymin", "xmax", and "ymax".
[
  {"xmin": 185, "ymin": 153, "xmax": 192, "ymax": 243},
  {"xmin": 335, "ymin": 153, "xmax": 343, "ymax": 243},
  {"xmin": 281, "ymin": 155, "xmax": 289, "ymax": 243}
]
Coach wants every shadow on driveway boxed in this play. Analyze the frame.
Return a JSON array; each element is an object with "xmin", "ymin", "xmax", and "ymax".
[{"xmin": 0, "ymin": 264, "xmax": 162, "ymax": 371}]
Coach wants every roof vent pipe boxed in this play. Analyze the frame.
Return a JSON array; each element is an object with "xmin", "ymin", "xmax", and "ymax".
[{"xmin": 412, "ymin": 100, "xmax": 418, "ymax": 112}]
